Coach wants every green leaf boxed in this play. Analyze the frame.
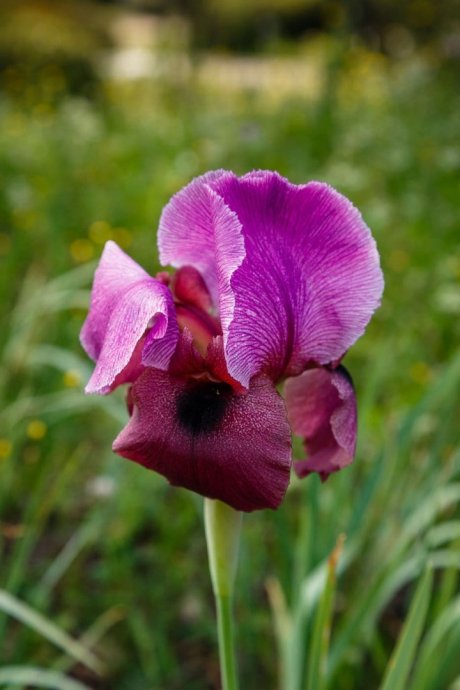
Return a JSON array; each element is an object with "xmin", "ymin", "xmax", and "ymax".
[
  {"xmin": 427, "ymin": 522, "xmax": 460, "ymax": 549},
  {"xmin": 394, "ymin": 484, "xmax": 460, "ymax": 558},
  {"xmin": 0, "ymin": 667, "xmax": 92, "ymax": 690},
  {"xmin": 0, "ymin": 590, "xmax": 104, "ymax": 675},
  {"xmin": 305, "ymin": 535, "xmax": 343, "ymax": 690},
  {"xmin": 378, "ymin": 566, "xmax": 433, "ymax": 690},
  {"xmin": 409, "ymin": 593, "xmax": 460, "ymax": 690},
  {"xmin": 266, "ymin": 576, "xmax": 292, "ymax": 690}
]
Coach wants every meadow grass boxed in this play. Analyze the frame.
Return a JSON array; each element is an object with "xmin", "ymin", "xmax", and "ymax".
[{"xmin": 0, "ymin": 45, "xmax": 459, "ymax": 689}]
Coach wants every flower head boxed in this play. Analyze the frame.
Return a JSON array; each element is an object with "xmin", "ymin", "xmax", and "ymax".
[{"xmin": 81, "ymin": 170, "xmax": 383, "ymax": 512}]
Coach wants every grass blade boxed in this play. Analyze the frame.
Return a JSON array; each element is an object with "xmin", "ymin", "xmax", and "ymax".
[
  {"xmin": 409, "ymin": 593, "xmax": 460, "ymax": 690},
  {"xmin": 378, "ymin": 565, "xmax": 433, "ymax": 690},
  {"xmin": 266, "ymin": 576, "xmax": 292, "ymax": 690},
  {"xmin": 0, "ymin": 667, "xmax": 92, "ymax": 690},
  {"xmin": 305, "ymin": 535, "xmax": 343, "ymax": 690},
  {"xmin": 0, "ymin": 590, "xmax": 104, "ymax": 674}
]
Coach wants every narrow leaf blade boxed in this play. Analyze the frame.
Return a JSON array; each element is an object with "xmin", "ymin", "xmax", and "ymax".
[{"xmin": 378, "ymin": 566, "xmax": 433, "ymax": 690}]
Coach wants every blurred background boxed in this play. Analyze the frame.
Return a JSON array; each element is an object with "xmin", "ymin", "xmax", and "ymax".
[{"xmin": 0, "ymin": 1, "xmax": 459, "ymax": 689}]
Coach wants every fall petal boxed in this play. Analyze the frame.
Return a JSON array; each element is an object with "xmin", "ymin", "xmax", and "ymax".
[
  {"xmin": 113, "ymin": 370, "xmax": 292, "ymax": 512},
  {"xmin": 285, "ymin": 365, "xmax": 357, "ymax": 480}
]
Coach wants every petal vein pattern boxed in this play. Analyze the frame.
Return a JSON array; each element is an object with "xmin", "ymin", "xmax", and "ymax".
[
  {"xmin": 209, "ymin": 171, "xmax": 384, "ymax": 387},
  {"xmin": 80, "ymin": 241, "xmax": 178, "ymax": 394},
  {"xmin": 158, "ymin": 171, "xmax": 246, "ymax": 352}
]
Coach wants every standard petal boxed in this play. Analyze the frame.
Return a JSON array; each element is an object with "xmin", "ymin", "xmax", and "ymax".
[
  {"xmin": 158, "ymin": 171, "xmax": 246, "ymax": 350},
  {"xmin": 80, "ymin": 241, "xmax": 178, "ymax": 394},
  {"xmin": 209, "ymin": 171, "xmax": 384, "ymax": 387},
  {"xmin": 113, "ymin": 370, "xmax": 292, "ymax": 512},
  {"xmin": 284, "ymin": 365, "xmax": 357, "ymax": 480}
]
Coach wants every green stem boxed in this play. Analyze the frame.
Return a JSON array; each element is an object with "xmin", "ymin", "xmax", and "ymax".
[
  {"xmin": 204, "ymin": 498, "xmax": 242, "ymax": 690},
  {"xmin": 216, "ymin": 594, "xmax": 238, "ymax": 690}
]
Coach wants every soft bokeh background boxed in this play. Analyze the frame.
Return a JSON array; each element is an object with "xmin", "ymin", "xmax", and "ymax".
[{"xmin": 0, "ymin": 1, "xmax": 459, "ymax": 689}]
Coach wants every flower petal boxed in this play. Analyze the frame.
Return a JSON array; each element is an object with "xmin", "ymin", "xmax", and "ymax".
[
  {"xmin": 158, "ymin": 171, "xmax": 246, "ymax": 354},
  {"xmin": 80, "ymin": 241, "xmax": 178, "ymax": 394},
  {"xmin": 210, "ymin": 171, "xmax": 383, "ymax": 387},
  {"xmin": 284, "ymin": 365, "xmax": 357, "ymax": 480},
  {"xmin": 113, "ymin": 370, "xmax": 292, "ymax": 512},
  {"xmin": 172, "ymin": 265, "xmax": 213, "ymax": 311}
]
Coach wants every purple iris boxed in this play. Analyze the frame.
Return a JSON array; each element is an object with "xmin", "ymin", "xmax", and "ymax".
[{"xmin": 81, "ymin": 170, "xmax": 383, "ymax": 512}]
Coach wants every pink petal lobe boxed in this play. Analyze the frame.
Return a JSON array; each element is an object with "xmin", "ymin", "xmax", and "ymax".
[
  {"xmin": 110, "ymin": 336, "xmax": 145, "ymax": 388},
  {"xmin": 209, "ymin": 171, "xmax": 383, "ymax": 387},
  {"xmin": 158, "ymin": 171, "xmax": 246, "ymax": 352},
  {"xmin": 285, "ymin": 365, "xmax": 357, "ymax": 480},
  {"xmin": 113, "ymin": 370, "xmax": 292, "ymax": 512},
  {"xmin": 80, "ymin": 241, "xmax": 178, "ymax": 394}
]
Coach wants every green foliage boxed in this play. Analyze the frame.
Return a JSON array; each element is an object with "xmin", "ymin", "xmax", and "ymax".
[
  {"xmin": 379, "ymin": 566, "xmax": 433, "ymax": 690},
  {"xmin": 0, "ymin": 34, "xmax": 460, "ymax": 689},
  {"xmin": 0, "ymin": 1, "xmax": 112, "ymax": 101}
]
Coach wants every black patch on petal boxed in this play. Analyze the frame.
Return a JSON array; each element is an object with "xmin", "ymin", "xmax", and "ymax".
[{"xmin": 176, "ymin": 381, "xmax": 233, "ymax": 436}]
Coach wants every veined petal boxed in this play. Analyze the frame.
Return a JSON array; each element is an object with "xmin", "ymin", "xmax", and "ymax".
[
  {"xmin": 80, "ymin": 241, "xmax": 178, "ymax": 394},
  {"xmin": 158, "ymin": 171, "xmax": 246, "ymax": 354},
  {"xmin": 211, "ymin": 171, "xmax": 383, "ymax": 387},
  {"xmin": 113, "ymin": 370, "xmax": 292, "ymax": 512},
  {"xmin": 285, "ymin": 365, "xmax": 357, "ymax": 480}
]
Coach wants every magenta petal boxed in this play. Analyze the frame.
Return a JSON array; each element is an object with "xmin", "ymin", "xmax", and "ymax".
[
  {"xmin": 110, "ymin": 336, "xmax": 145, "ymax": 389},
  {"xmin": 80, "ymin": 241, "xmax": 178, "ymax": 394},
  {"xmin": 210, "ymin": 171, "xmax": 384, "ymax": 387},
  {"xmin": 284, "ymin": 365, "xmax": 357, "ymax": 480},
  {"xmin": 113, "ymin": 371, "xmax": 292, "ymax": 512},
  {"xmin": 158, "ymin": 171, "xmax": 246, "ymax": 350}
]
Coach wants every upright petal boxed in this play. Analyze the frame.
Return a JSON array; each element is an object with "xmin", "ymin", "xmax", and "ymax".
[
  {"xmin": 80, "ymin": 241, "xmax": 178, "ymax": 394},
  {"xmin": 158, "ymin": 171, "xmax": 246, "ymax": 352},
  {"xmin": 113, "ymin": 370, "xmax": 292, "ymax": 512},
  {"xmin": 210, "ymin": 171, "xmax": 383, "ymax": 387},
  {"xmin": 284, "ymin": 366, "xmax": 357, "ymax": 480}
]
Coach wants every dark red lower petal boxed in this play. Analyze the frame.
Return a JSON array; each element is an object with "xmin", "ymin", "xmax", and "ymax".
[
  {"xmin": 113, "ymin": 370, "xmax": 292, "ymax": 512},
  {"xmin": 284, "ymin": 365, "xmax": 357, "ymax": 480}
]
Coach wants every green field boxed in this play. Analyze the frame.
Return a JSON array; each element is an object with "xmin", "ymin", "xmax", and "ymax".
[{"xmin": 1, "ymin": 28, "xmax": 460, "ymax": 690}]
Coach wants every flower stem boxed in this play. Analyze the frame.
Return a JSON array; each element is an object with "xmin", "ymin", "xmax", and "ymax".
[
  {"xmin": 216, "ymin": 593, "xmax": 238, "ymax": 690},
  {"xmin": 204, "ymin": 498, "xmax": 242, "ymax": 690}
]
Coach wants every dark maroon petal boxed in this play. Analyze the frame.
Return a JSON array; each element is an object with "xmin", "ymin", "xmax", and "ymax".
[
  {"xmin": 113, "ymin": 371, "xmax": 292, "ymax": 512},
  {"xmin": 284, "ymin": 365, "xmax": 357, "ymax": 480},
  {"xmin": 80, "ymin": 241, "xmax": 178, "ymax": 394}
]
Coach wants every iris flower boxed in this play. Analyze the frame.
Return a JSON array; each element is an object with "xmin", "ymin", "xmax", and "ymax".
[{"xmin": 81, "ymin": 170, "xmax": 383, "ymax": 512}]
